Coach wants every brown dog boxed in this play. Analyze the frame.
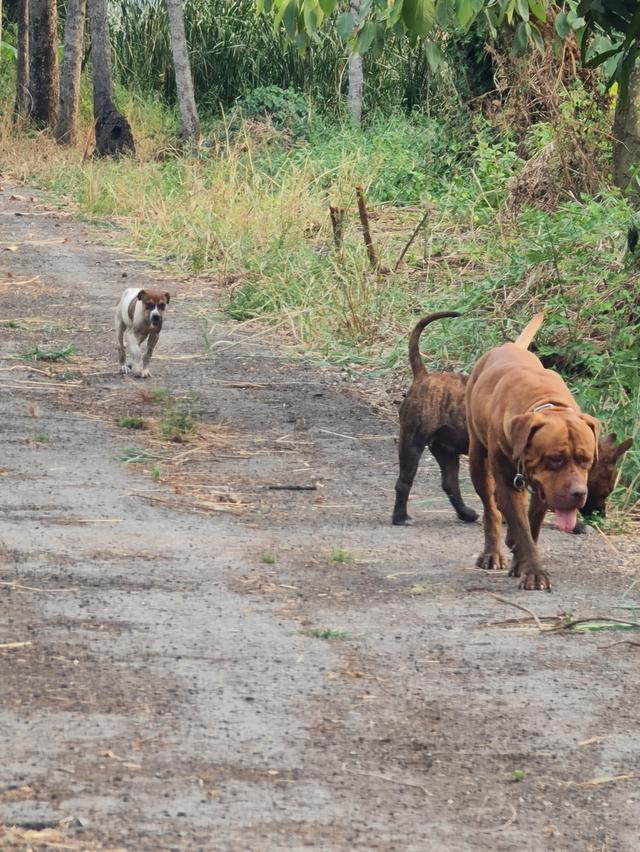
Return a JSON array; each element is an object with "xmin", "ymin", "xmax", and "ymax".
[
  {"xmin": 466, "ymin": 313, "xmax": 601, "ymax": 591},
  {"xmin": 392, "ymin": 311, "xmax": 477, "ymax": 526}
]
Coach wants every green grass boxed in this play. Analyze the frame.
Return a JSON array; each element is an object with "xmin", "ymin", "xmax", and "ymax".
[
  {"xmin": 24, "ymin": 344, "xmax": 77, "ymax": 363},
  {"xmin": 115, "ymin": 447, "xmax": 161, "ymax": 464},
  {"xmin": 301, "ymin": 627, "xmax": 351, "ymax": 640},
  {"xmin": 260, "ymin": 550, "xmax": 276, "ymax": 564},
  {"xmin": 159, "ymin": 409, "xmax": 197, "ymax": 442},
  {"xmin": 117, "ymin": 415, "xmax": 146, "ymax": 430},
  {"xmin": 330, "ymin": 548, "xmax": 355, "ymax": 564},
  {"xmin": 32, "ymin": 433, "xmax": 49, "ymax": 443}
]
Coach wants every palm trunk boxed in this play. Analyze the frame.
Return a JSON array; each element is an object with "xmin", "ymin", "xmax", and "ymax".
[
  {"xmin": 347, "ymin": 0, "xmax": 363, "ymax": 126},
  {"xmin": 56, "ymin": 0, "xmax": 87, "ymax": 144},
  {"xmin": 613, "ymin": 64, "xmax": 640, "ymax": 203},
  {"xmin": 87, "ymin": 0, "xmax": 135, "ymax": 156},
  {"xmin": 28, "ymin": 0, "xmax": 59, "ymax": 126},
  {"xmin": 165, "ymin": 0, "xmax": 201, "ymax": 143},
  {"xmin": 13, "ymin": 0, "xmax": 30, "ymax": 122}
]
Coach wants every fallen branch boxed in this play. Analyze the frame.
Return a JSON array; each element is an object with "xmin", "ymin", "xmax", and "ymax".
[
  {"xmin": 599, "ymin": 639, "xmax": 640, "ymax": 650},
  {"xmin": 0, "ymin": 641, "xmax": 33, "ymax": 650},
  {"xmin": 0, "ymin": 581, "xmax": 78, "ymax": 593},
  {"xmin": 467, "ymin": 589, "xmax": 544, "ymax": 631},
  {"xmin": 268, "ymin": 485, "xmax": 317, "ymax": 491}
]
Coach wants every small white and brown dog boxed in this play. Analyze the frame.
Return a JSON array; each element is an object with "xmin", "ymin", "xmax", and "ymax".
[{"xmin": 115, "ymin": 287, "xmax": 170, "ymax": 378}]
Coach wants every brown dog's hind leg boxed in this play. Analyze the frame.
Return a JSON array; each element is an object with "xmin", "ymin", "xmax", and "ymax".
[
  {"xmin": 430, "ymin": 443, "xmax": 478, "ymax": 523},
  {"xmin": 392, "ymin": 430, "xmax": 425, "ymax": 525},
  {"xmin": 468, "ymin": 437, "xmax": 506, "ymax": 570}
]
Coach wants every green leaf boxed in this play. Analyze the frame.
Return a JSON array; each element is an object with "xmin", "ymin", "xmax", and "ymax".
[
  {"xmin": 425, "ymin": 40, "xmax": 445, "ymax": 71},
  {"xmin": 0, "ymin": 41, "xmax": 18, "ymax": 61},
  {"xmin": 512, "ymin": 20, "xmax": 530, "ymax": 55},
  {"xmin": 516, "ymin": 0, "xmax": 529, "ymax": 22},
  {"xmin": 554, "ymin": 12, "xmax": 570, "ymax": 38},
  {"xmin": 303, "ymin": 3, "xmax": 319, "ymax": 36},
  {"xmin": 456, "ymin": 0, "xmax": 475, "ymax": 29},
  {"xmin": 318, "ymin": 0, "xmax": 336, "ymax": 15},
  {"xmin": 356, "ymin": 20, "xmax": 377, "ymax": 52},
  {"xmin": 283, "ymin": 1, "xmax": 299, "ymax": 38},
  {"xmin": 530, "ymin": 22, "xmax": 544, "ymax": 51},
  {"xmin": 435, "ymin": 0, "xmax": 450, "ymax": 27},
  {"xmin": 336, "ymin": 11, "xmax": 356, "ymax": 38},
  {"xmin": 402, "ymin": 0, "xmax": 435, "ymax": 36},
  {"xmin": 528, "ymin": 0, "xmax": 547, "ymax": 23}
]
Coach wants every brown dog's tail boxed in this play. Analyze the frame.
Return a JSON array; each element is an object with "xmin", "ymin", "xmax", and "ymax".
[
  {"xmin": 408, "ymin": 311, "xmax": 462, "ymax": 378},
  {"xmin": 514, "ymin": 312, "xmax": 544, "ymax": 350}
]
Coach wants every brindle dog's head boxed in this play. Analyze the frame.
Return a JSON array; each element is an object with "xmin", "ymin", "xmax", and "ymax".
[
  {"xmin": 138, "ymin": 288, "xmax": 170, "ymax": 329},
  {"xmin": 583, "ymin": 433, "xmax": 633, "ymax": 518},
  {"xmin": 509, "ymin": 409, "xmax": 601, "ymax": 511}
]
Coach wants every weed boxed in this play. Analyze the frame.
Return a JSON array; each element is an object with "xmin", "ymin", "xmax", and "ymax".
[
  {"xmin": 302, "ymin": 627, "xmax": 351, "ymax": 640},
  {"xmin": 150, "ymin": 388, "xmax": 172, "ymax": 404},
  {"xmin": 24, "ymin": 344, "xmax": 77, "ymax": 363},
  {"xmin": 159, "ymin": 408, "xmax": 197, "ymax": 442},
  {"xmin": 117, "ymin": 415, "xmax": 146, "ymax": 430},
  {"xmin": 0, "ymin": 320, "xmax": 24, "ymax": 329},
  {"xmin": 150, "ymin": 464, "xmax": 161, "ymax": 481},
  {"xmin": 260, "ymin": 550, "xmax": 276, "ymax": 564},
  {"xmin": 330, "ymin": 548, "xmax": 354, "ymax": 564},
  {"xmin": 512, "ymin": 769, "xmax": 526, "ymax": 782},
  {"xmin": 32, "ymin": 433, "xmax": 49, "ymax": 443}
]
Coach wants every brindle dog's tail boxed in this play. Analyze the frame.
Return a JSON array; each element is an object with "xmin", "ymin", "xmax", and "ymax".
[
  {"xmin": 514, "ymin": 312, "xmax": 544, "ymax": 350},
  {"xmin": 408, "ymin": 311, "xmax": 462, "ymax": 378}
]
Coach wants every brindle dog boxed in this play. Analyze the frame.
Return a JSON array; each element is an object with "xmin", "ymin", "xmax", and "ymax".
[
  {"xmin": 392, "ymin": 311, "xmax": 476, "ymax": 526},
  {"xmin": 574, "ymin": 433, "xmax": 633, "ymax": 533}
]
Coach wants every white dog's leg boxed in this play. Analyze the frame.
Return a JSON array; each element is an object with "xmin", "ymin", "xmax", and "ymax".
[
  {"xmin": 116, "ymin": 312, "xmax": 129, "ymax": 374},
  {"xmin": 140, "ymin": 331, "xmax": 159, "ymax": 378},
  {"xmin": 127, "ymin": 329, "xmax": 145, "ymax": 378}
]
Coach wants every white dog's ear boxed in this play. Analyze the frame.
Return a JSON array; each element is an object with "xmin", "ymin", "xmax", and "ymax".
[
  {"xmin": 164, "ymin": 291, "xmax": 170, "ymax": 304},
  {"xmin": 137, "ymin": 289, "xmax": 146, "ymax": 301}
]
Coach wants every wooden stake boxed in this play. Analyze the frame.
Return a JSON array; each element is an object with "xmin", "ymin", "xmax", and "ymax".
[{"xmin": 355, "ymin": 185, "xmax": 378, "ymax": 270}]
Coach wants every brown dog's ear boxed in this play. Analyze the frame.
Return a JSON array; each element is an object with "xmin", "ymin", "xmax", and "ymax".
[
  {"xmin": 616, "ymin": 437, "xmax": 633, "ymax": 460},
  {"xmin": 508, "ymin": 413, "xmax": 545, "ymax": 461},
  {"xmin": 137, "ymin": 289, "xmax": 146, "ymax": 301},
  {"xmin": 164, "ymin": 291, "xmax": 170, "ymax": 304},
  {"xmin": 580, "ymin": 413, "xmax": 601, "ymax": 460}
]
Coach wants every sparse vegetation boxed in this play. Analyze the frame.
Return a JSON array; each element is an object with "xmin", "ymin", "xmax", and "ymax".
[
  {"xmin": 330, "ymin": 548, "xmax": 355, "ymax": 564},
  {"xmin": 260, "ymin": 550, "xmax": 276, "ymax": 564},
  {"xmin": 159, "ymin": 408, "xmax": 198, "ymax": 442},
  {"xmin": 301, "ymin": 627, "xmax": 351, "ymax": 640},
  {"xmin": 115, "ymin": 447, "xmax": 161, "ymax": 464},
  {"xmin": 24, "ymin": 344, "xmax": 77, "ymax": 363},
  {"xmin": 117, "ymin": 415, "xmax": 146, "ymax": 430},
  {"xmin": 32, "ymin": 433, "xmax": 50, "ymax": 443}
]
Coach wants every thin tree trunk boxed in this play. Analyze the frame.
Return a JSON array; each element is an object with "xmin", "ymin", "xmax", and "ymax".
[
  {"xmin": 87, "ymin": 0, "xmax": 135, "ymax": 157},
  {"xmin": 13, "ymin": 0, "xmax": 30, "ymax": 122},
  {"xmin": 165, "ymin": 0, "xmax": 201, "ymax": 143},
  {"xmin": 28, "ymin": 0, "xmax": 59, "ymax": 126},
  {"xmin": 613, "ymin": 64, "xmax": 640, "ymax": 203},
  {"xmin": 56, "ymin": 0, "xmax": 87, "ymax": 144},
  {"xmin": 347, "ymin": 0, "xmax": 363, "ymax": 126}
]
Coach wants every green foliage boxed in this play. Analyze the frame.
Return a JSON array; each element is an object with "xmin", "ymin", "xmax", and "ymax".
[
  {"xmin": 237, "ymin": 85, "xmax": 310, "ymax": 136},
  {"xmin": 117, "ymin": 415, "xmax": 146, "ymax": 430},
  {"xmin": 24, "ymin": 345, "xmax": 77, "ymax": 363},
  {"xmin": 159, "ymin": 408, "xmax": 198, "ymax": 442}
]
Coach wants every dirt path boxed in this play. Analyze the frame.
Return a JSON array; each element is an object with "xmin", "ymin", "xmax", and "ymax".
[{"xmin": 0, "ymin": 188, "xmax": 639, "ymax": 851}]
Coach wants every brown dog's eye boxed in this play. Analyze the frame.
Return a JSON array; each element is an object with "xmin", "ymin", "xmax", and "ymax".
[
  {"xmin": 158, "ymin": 303, "xmax": 165, "ymax": 310},
  {"xmin": 546, "ymin": 455, "xmax": 565, "ymax": 469},
  {"xmin": 575, "ymin": 455, "xmax": 590, "ymax": 467}
]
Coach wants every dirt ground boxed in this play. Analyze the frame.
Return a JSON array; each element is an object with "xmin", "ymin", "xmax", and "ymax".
[{"xmin": 0, "ymin": 187, "xmax": 639, "ymax": 852}]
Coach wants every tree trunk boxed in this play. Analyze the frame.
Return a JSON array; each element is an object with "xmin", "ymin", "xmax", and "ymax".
[
  {"xmin": 13, "ymin": 0, "xmax": 30, "ymax": 122},
  {"xmin": 56, "ymin": 0, "xmax": 87, "ymax": 144},
  {"xmin": 87, "ymin": 0, "xmax": 135, "ymax": 157},
  {"xmin": 165, "ymin": 0, "xmax": 201, "ymax": 143},
  {"xmin": 347, "ymin": 0, "xmax": 363, "ymax": 126},
  {"xmin": 613, "ymin": 64, "xmax": 640, "ymax": 202},
  {"xmin": 28, "ymin": 0, "xmax": 59, "ymax": 127}
]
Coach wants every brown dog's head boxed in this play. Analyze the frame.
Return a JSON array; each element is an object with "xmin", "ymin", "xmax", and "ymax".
[
  {"xmin": 138, "ymin": 288, "xmax": 170, "ymax": 329},
  {"xmin": 582, "ymin": 433, "xmax": 633, "ymax": 518},
  {"xmin": 508, "ymin": 408, "xmax": 601, "ymax": 530}
]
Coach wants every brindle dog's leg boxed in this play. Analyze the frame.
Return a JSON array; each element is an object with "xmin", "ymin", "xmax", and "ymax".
[
  {"xmin": 492, "ymin": 458, "xmax": 550, "ymax": 591},
  {"xmin": 468, "ymin": 436, "xmax": 506, "ymax": 570},
  {"xmin": 430, "ymin": 443, "xmax": 478, "ymax": 523},
  {"xmin": 392, "ymin": 428, "xmax": 426, "ymax": 525}
]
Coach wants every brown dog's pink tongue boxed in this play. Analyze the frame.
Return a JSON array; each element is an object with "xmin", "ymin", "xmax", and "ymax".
[{"xmin": 555, "ymin": 508, "xmax": 577, "ymax": 532}]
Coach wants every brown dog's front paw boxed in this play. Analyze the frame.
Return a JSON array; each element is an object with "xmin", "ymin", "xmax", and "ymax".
[
  {"xmin": 518, "ymin": 567, "xmax": 551, "ymax": 592},
  {"xmin": 476, "ymin": 551, "xmax": 507, "ymax": 571}
]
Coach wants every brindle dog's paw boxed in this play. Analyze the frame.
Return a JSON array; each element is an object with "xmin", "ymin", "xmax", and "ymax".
[
  {"xmin": 457, "ymin": 506, "xmax": 479, "ymax": 523},
  {"xmin": 518, "ymin": 567, "xmax": 551, "ymax": 592},
  {"xmin": 476, "ymin": 551, "xmax": 507, "ymax": 571}
]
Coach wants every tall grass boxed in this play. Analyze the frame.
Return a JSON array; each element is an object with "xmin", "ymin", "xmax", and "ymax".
[{"xmin": 110, "ymin": 0, "xmax": 442, "ymax": 117}]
